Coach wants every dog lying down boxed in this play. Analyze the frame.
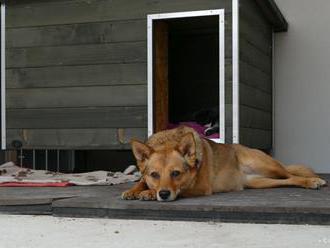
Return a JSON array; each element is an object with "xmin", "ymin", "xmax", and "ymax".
[{"xmin": 122, "ymin": 126, "xmax": 327, "ymax": 202}]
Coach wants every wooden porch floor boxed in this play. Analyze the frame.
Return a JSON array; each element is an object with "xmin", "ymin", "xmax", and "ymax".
[{"xmin": 0, "ymin": 174, "xmax": 329, "ymax": 225}]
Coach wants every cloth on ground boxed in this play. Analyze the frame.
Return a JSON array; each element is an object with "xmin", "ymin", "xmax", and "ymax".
[{"xmin": 0, "ymin": 162, "xmax": 141, "ymax": 187}]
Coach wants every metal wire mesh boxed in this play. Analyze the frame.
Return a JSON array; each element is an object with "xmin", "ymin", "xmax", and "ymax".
[{"xmin": 17, "ymin": 149, "xmax": 75, "ymax": 173}]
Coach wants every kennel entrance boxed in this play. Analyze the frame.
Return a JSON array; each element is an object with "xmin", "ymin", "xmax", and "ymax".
[{"xmin": 148, "ymin": 10, "xmax": 225, "ymax": 143}]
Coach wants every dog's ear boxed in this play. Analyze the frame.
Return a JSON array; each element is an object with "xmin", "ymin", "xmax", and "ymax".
[
  {"xmin": 131, "ymin": 139, "xmax": 153, "ymax": 171},
  {"xmin": 131, "ymin": 139, "xmax": 153, "ymax": 161},
  {"xmin": 177, "ymin": 133, "xmax": 197, "ymax": 167}
]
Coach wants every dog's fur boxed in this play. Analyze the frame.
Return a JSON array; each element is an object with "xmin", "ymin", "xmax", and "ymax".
[{"xmin": 122, "ymin": 126, "xmax": 327, "ymax": 201}]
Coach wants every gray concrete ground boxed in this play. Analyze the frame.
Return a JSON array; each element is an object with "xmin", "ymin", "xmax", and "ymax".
[{"xmin": 0, "ymin": 215, "xmax": 329, "ymax": 248}]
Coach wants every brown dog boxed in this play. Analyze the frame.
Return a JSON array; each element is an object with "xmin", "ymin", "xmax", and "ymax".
[{"xmin": 122, "ymin": 126, "xmax": 327, "ymax": 201}]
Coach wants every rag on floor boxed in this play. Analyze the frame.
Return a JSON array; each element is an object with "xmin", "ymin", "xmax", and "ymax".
[{"xmin": 0, "ymin": 162, "xmax": 141, "ymax": 187}]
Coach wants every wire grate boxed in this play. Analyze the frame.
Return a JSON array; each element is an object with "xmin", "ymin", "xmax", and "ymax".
[{"xmin": 17, "ymin": 149, "xmax": 75, "ymax": 173}]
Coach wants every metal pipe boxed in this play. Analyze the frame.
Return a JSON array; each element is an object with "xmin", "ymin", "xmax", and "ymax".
[
  {"xmin": 57, "ymin": 150, "xmax": 60, "ymax": 172},
  {"xmin": 45, "ymin": 150, "xmax": 48, "ymax": 171},
  {"xmin": 32, "ymin": 150, "xmax": 35, "ymax": 170},
  {"xmin": 1, "ymin": 2, "xmax": 6, "ymax": 150}
]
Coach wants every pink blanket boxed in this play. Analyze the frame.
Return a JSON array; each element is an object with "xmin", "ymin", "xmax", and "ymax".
[{"xmin": 168, "ymin": 122, "xmax": 219, "ymax": 139}]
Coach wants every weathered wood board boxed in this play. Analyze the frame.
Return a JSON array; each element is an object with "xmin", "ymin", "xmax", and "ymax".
[
  {"xmin": 7, "ymin": 63, "xmax": 147, "ymax": 89},
  {"xmin": 7, "ymin": 128, "xmax": 147, "ymax": 149},
  {"xmin": 6, "ymin": 0, "xmax": 232, "ymax": 28},
  {"xmin": 7, "ymin": 106, "xmax": 147, "ymax": 129},
  {"xmin": 239, "ymin": 0, "xmax": 273, "ymax": 149},
  {"xmin": 7, "ymin": 85, "xmax": 147, "ymax": 109}
]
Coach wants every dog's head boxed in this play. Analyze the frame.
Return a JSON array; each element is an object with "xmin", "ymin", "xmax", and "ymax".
[{"xmin": 131, "ymin": 133, "xmax": 200, "ymax": 201}]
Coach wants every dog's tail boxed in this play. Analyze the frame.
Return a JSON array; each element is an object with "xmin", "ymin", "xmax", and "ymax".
[{"xmin": 286, "ymin": 164, "xmax": 319, "ymax": 178}]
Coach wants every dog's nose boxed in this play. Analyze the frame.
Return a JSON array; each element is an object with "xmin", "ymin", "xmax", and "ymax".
[{"xmin": 158, "ymin": 190, "xmax": 171, "ymax": 200}]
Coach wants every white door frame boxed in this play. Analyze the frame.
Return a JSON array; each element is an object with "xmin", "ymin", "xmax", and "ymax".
[
  {"xmin": 147, "ymin": 9, "xmax": 226, "ymax": 143},
  {"xmin": 232, "ymin": 0, "xmax": 239, "ymax": 144}
]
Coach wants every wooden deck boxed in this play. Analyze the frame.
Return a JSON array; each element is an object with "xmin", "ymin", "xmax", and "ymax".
[{"xmin": 0, "ymin": 174, "xmax": 329, "ymax": 225}]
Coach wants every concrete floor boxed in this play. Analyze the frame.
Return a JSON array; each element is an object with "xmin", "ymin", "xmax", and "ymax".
[
  {"xmin": 0, "ymin": 215, "xmax": 329, "ymax": 248},
  {"xmin": 2, "ymin": 178, "xmax": 330, "ymax": 224}
]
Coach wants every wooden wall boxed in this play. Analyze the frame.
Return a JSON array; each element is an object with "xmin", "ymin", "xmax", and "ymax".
[
  {"xmin": 5, "ymin": 0, "xmax": 232, "ymax": 149},
  {"xmin": 239, "ymin": 0, "xmax": 273, "ymax": 149}
]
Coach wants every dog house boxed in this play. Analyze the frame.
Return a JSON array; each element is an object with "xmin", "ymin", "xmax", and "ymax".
[
  {"xmin": 1, "ymin": 0, "xmax": 287, "ymax": 169},
  {"xmin": 148, "ymin": 0, "xmax": 287, "ymax": 150}
]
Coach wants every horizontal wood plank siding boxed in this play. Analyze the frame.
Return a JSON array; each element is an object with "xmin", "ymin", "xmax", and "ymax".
[
  {"xmin": 239, "ymin": 38, "xmax": 272, "ymax": 75},
  {"xmin": 6, "ymin": 0, "xmax": 232, "ymax": 149},
  {"xmin": 239, "ymin": 0, "xmax": 273, "ymax": 149},
  {"xmin": 8, "ymin": 17, "xmax": 234, "ymax": 49},
  {"xmin": 7, "ymin": 20, "xmax": 147, "ymax": 48},
  {"xmin": 239, "ymin": 61, "xmax": 272, "ymax": 93},
  {"xmin": 7, "ymin": 85, "xmax": 147, "ymax": 109},
  {"xmin": 239, "ymin": 18, "xmax": 272, "ymax": 56},
  {"xmin": 7, "ymin": 128, "xmax": 147, "ymax": 149},
  {"xmin": 7, "ymin": 63, "xmax": 146, "ymax": 89},
  {"xmin": 226, "ymin": 83, "xmax": 272, "ymax": 112},
  {"xmin": 239, "ymin": 128, "xmax": 272, "ymax": 149},
  {"xmin": 7, "ymin": 107, "xmax": 147, "ymax": 129},
  {"xmin": 7, "ymin": 0, "xmax": 231, "ymax": 28},
  {"xmin": 226, "ymin": 105, "xmax": 271, "ymax": 130},
  {"xmin": 7, "ymin": 27, "xmax": 232, "ymax": 70},
  {"xmin": 7, "ymin": 41, "xmax": 147, "ymax": 68},
  {"xmin": 227, "ymin": 127, "xmax": 272, "ymax": 149}
]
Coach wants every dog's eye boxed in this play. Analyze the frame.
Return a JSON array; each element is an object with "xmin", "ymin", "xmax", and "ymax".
[
  {"xmin": 150, "ymin": 172, "xmax": 160, "ymax": 179},
  {"xmin": 171, "ymin": 170, "xmax": 181, "ymax": 178}
]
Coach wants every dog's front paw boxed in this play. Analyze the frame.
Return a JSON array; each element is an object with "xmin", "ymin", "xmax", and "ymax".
[
  {"xmin": 121, "ymin": 190, "xmax": 141, "ymax": 200},
  {"xmin": 305, "ymin": 177, "xmax": 327, "ymax": 189},
  {"xmin": 138, "ymin": 190, "xmax": 157, "ymax": 201}
]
